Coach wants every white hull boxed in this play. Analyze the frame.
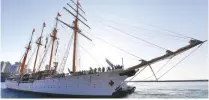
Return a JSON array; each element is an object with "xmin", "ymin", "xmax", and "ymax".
[{"xmin": 6, "ymin": 70, "xmax": 128, "ymax": 96}]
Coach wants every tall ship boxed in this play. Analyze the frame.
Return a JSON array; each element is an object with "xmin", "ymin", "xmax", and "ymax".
[{"xmin": 5, "ymin": 0, "xmax": 207, "ymax": 97}]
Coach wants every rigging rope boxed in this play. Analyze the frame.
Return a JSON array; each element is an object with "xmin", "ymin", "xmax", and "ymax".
[
  {"xmin": 119, "ymin": 66, "xmax": 147, "ymax": 88},
  {"xmin": 60, "ymin": 23, "xmax": 68, "ymax": 33},
  {"xmin": 19, "ymin": 52, "xmax": 25, "ymax": 63},
  {"xmin": 157, "ymin": 44, "xmax": 203, "ymax": 80},
  {"xmin": 58, "ymin": 33, "xmax": 74, "ymax": 73},
  {"xmin": 96, "ymin": 20, "xmax": 168, "ymax": 51},
  {"xmin": 127, "ymin": 66, "xmax": 147, "ymax": 82},
  {"xmin": 54, "ymin": 40, "xmax": 60, "ymax": 62},
  {"xmin": 93, "ymin": 17, "xmax": 187, "ymax": 41},
  {"xmin": 78, "ymin": 43, "xmax": 103, "ymax": 68},
  {"xmin": 140, "ymin": 22, "xmax": 194, "ymax": 39},
  {"xmin": 144, "ymin": 56, "xmax": 173, "ymax": 80},
  {"xmin": 84, "ymin": 31, "xmax": 143, "ymax": 60},
  {"xmin": 25, "ymin": 46, "xmax": 38, "ymax": 70},
  {"xmin": 91, "ymin": 13, "xmax": 192, "ymax": 40},
  {"xmin": 132, "ymin": 27, "xmax": 188, "ymax": 39},
  {"xmin": 36, "ymin": 40, "xmax": 52, "ymax": 71},
  {"xmin": 124, "ymin": 43, "xmax": 203, "ymax": 86}
]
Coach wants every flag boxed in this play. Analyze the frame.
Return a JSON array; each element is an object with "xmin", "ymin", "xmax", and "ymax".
[
  {"xmin": 32, "ymin": 28, "xmax": 35, "ymax": 33},
  {"xmin": 77, "ymin": 0, "xmax": 81, "ymax": 6},
  {"xmin": 43, "ymin": 22, "xmax": 46, "ymax": 27},
  {"xmin": 57, "ymin": 12, "xmax": 61, "ymax": 17},
  {"xmin": 32, "ymin": 28, "xmax": 35, "ymax": 35}
]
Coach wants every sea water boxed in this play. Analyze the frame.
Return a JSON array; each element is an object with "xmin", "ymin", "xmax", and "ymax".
[
  {"xmin": 126, "ymin": 82, "xmax": 208, "ymax": 98},
  {"xmin": 1, "ymin": 82, "xmax": 208, "ymax": 98}
]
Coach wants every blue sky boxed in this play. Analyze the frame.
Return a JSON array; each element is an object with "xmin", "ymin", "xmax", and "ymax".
[{"xmin": 1, "ymin": 0, "xmax": 208, "ymax": 80}]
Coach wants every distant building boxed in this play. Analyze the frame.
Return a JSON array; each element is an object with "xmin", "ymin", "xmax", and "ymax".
[
  {"xmin": 14, "ymin": 62, "xmax": 20, "ymax": 73},
  {"xmin": 1, "ymin": 61, "xmax": 21, "ymax": 73},
  {"xmin": 1, "ymin": 62, "xmax": 7, "ymax": 72},
  {"xmin": 4, "ymin": 61, "xmax": 12, "ymax": 73},
  {"xmin": 9, "ymin": 62, "xmax": 20, "ymax": 74},
  {"xmin": 1, "ymin": 61, "xmax": 3, "ymax": 72},
  {"xmin": 1, "ymin": 61, "xmax": 36, "ymax": 74}
]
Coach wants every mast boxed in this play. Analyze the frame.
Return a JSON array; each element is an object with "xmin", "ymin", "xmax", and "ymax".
[
  {"xmin": 32, "ymin": 23, "xmax": 45, "ymax": 73},
  {"xmin": 57, "ymin": 0, "xmax": 91, "ymax": 73},
  {"xmin": 72, "ymin": 0, "xmax": 79, "ymax": 72},
  {"xmin": 48, "ymin": 13, "xmax": 61, "ymax": 70},
  {"xmin": 19, "ymin": 29, "xmax": 35, "ymax": 75}
]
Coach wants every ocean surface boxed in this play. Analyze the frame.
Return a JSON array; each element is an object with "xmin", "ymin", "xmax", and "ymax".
[{"xmin": 1, "ymin": 82, "xmax": 208, "ymax": 98}]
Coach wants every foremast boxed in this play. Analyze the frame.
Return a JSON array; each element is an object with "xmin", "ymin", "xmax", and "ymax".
[
  {"xmin": 32, "ymin": 23, "xmax": 45, "ymax": 73},
  {"xmin": 19, "ymin": 29, "xmax": 35, "ymax": 75}
]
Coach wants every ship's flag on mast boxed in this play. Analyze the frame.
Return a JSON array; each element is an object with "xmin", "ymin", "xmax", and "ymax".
[
  {"xmin": 32, "ymin": 28, "xmax": 35, "ymax": 35},
  {"xmin": 57, "ymin": 12, "xmax": 61, "ymax": 17},
  {"xmin": 43, "ymin": 22, "xmax": 46, "ymax": 27},
  {"xmin": 32, "ymin": 28, "xmax": 35, "ymax": 33},
  {"xmin": 77, "ymin": 0, "xmax": 81, "ymax": 7}
]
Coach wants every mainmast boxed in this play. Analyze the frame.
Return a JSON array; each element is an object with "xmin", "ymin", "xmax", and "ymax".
[
  {"xmin": 32, "ymin": 23, "xmax": 45, "ymax": 73},
  {"xmin": 48, "ymin": 13, "xmax": 61, "ymax": 70},
  {"xmin": 56, "ymin": 0, "xmax": 91, "ymax": 73},
  {"xmin": 72, "ymin": 0, "xmax": 79, "ymax": 72},
  {"xmin": 19, "ymin": 29, "xmax": 35, "ymax": 75}
]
